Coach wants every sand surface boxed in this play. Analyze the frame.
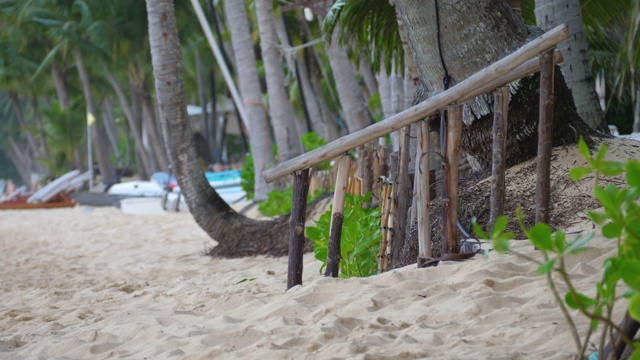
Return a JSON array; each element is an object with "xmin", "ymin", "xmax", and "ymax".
[{"xmin": 1, "ymin": 138, "xmax": 638, "ymax": 359}]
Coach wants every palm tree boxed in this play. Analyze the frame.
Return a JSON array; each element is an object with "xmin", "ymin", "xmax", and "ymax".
[
  {"xmin": 224, "ymin": 1, "xmax": 276, "ymax": 201},
  {"xmin": 254, "ymin": 0, "xmax": 303, "ymax": 162},
  {"xmin": 535, "ymin": 0, "xmax": 605, "ymax": 130},
  {"xmin": 145, "ymin": 0, "xmax": 293, "ymax": 257}
]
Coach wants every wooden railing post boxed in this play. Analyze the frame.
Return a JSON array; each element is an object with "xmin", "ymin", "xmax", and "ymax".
[
  {"xmin": 444, "ymin": 104, "xmax": 463, "ymax": 254},
  {"xmin": 535, "ymin": 47, "xmax": 556, "ymax": 224},
  {"xmin": 287, "ymin": 168, "xmax": 311, "ymax": 289},
  {"xmin": 325, "ymin": 154, "xmax": 351, "ymax": 277},
  {"xmin": 417, "ymin": 120, "xmax": 431, "ymax": 266},
  {"xmin": 490, "ymin": 86, "xmax": 510, "ymax": 226}
]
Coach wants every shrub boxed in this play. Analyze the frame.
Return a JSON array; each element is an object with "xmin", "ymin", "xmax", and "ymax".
[
  {"xmin": 474, "ymin": 138, "xmax": 640, "ymax": 359},
  {"xmin": 307, "ymin": 192, "xmax": 380, "ymax": 278}
]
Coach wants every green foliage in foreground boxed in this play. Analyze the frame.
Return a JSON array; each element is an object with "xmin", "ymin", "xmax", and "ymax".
[
  {"xmin": 258, "ymin": 187, "xmax": 323, "ymax": 217},
  {"xmin": 474, "ymin": 138, "xmax": 640, "ymax": 359},
  {"xmin": 307, "ymin": 192, "xmax": 380, "ymax": 278}
]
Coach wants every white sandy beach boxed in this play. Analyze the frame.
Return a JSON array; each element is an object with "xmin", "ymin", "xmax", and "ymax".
[{"xmin": 1, "ymin": 137, "xmax": 638, "ymax": 359}]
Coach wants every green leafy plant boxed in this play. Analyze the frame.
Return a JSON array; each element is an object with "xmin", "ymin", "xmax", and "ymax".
[
  {"xmin": 307, "ymin": 192, "xmax": 380, "ymax": 278},
  {"xmin": 258, "ymin": 187, "xmax": 323, "ymax": 217},
  {"xmin": 474, "ymin": 138, "xmax": 640, "ymax": 359}
]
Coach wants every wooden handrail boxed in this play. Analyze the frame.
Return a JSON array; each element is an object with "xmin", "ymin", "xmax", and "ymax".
[{"xmin": 262, "ymin": 24, "xmax": 568, "ymax": 183}]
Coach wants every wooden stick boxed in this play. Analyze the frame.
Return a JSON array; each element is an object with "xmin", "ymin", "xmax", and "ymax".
[
  {"xmin": 287, "ymin": 168, "xmax": 310, "ymax": 290},
  {"xmin": 535, "ymin": 48, "xmax": 556, "ymax": 224},
  {"xmin": 262, "ymin": 25, "xmax": 568, "ymax": 183},
  {"xmin": 417, "ymin": 120, "xmax": 431, "ymax": 266},
  {"xmin": 378, "ymin": 180, "xmax": 391, "ymax": 273},
  {"xmin": 325, "ymin": 154, "xmax": 351, "ymax": 277},
  {"xmin": 490, "ymin": 86, "xmax": 510, "ymax": 226},
  {"xmin": 444, "ymin": 104, "xmax": 463, "ymax": 254},
  {"xmin": 392, "ymin": 125, "xmax": 412, "ymax": 267}
]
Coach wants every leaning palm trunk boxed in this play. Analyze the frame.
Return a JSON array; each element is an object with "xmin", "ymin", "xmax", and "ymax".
[
  {"xmin": 225, "ymin": 0, "xmax": 275, "ymax": 201},
  {"xmin": 146, "ymin": 0, "xmax": 291, "ymax": 257},
  {"xmin": 535, "ymin": 0, "xmax": 605, "ymax": 130}
]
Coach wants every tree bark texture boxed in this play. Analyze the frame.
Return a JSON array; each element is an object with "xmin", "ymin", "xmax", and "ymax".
[
  {"xmin": 225, "ymin": 0, "xmax": 275, "ymax": 201},
  {"xmin": 146, "ymin": 0, "xmax": 291, "ymax": 258},
  {"xmin": 288, "ymin": 168, "xmax": 310, "ymax": 289},
  {"xmin": 327, "ymin": 28, "xmax": 373, "ymax": 133},
  {"xmin": 255, "ymin": 0, "xmax": 302, "ymax": 162},
  {"xmin": 394, "ymin": 0, "xmax": 600, "ymax": 171},
  {"xmin": 535, "ymin": 49, "xmax": 555, "ymax": 224},
  {"xmin": 535, "ymin": 0, "xmax": 604, "ymax": 130},
  {"xmin": 195, "ymin": 49, "xmax": 211, "ymax": 164}
]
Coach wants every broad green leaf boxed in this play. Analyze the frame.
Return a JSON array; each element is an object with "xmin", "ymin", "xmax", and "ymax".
[
  {"xmin": 621, "ymin": 259, "xmax": 640, "ymax": 291},
  {"xmin": 493, "ymin": 215, "xmax": 509, "ymax": 235},
  {"xmin": 627, "ymin": 160, "xmax": 640, "ymax": 189},
  {"xmin": 529, "ymin": 223, "xmax": 554, "ymax": 251},
  {"xmin": 629, "ymin": 344, "xmax": 640, "ymax": 360},
  {"xmin": 600, "ymin": 161, "xmax": 623, "ymax": 176},
  {"xmin": 629, "ymin": 293, "xmax": 640, "ymax": 322},
  {"xmin": 538, "ymin": 258, "xmax": 556, "ymax": 275},
  {"xmin": 577, "ymin": 138, "xmax": 591, "ymax": 160},
  {"xmin": 553, "ymin": 231, "xmax": 566, "ymax": 252},
  {"xmin": 587, "ymin": 210, "xmax": 609, "ymax": 225},
  {"xmin": 565, "ymin": 292, "xmax": 597, "ymax": 309},
  {"xmin": 595, "ymin": 143, "xmax": 608, "ymax": 163},
  {"xmin": 306, "ymin": 227, "xmax": 324, "ymax": 242},
  {"xmin": 602, "ymin": 222, "xmax": 622, "ymax": 238},
  {"xmin": 569, "ymin": 166, "xmax": 592, "ymax": 181},
  {"xmin": 472, "ymin": 218, "xmax": 487, "ymax": 239}
]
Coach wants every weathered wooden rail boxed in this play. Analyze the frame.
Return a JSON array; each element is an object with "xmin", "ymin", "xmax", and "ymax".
[{"xmin": 264, "ymin": 24, "xmax": 568, "ymax": 289}]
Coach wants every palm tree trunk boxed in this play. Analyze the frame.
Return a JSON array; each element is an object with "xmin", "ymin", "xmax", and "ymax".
[
  {"xmin": 75, "ymin": 52, "xmax": 114, "ymax": 182},
  {"xmin": 327, "ymin": 27, "xmax": 373, "ymax": 133},
  {"xmin": 8, "ymin": 93, "xmax": 42, "ymax": 170},
  {"xmin": 225, "ymin": 0, "xmax": 275, "ymax": 201},
  {"xmin": 195, "ymin": 49, "xmax": 211, "ymax": 165},
  {"xmin": 104, "ymin": 67, "xmax": 154, "ymax": 177},
  {"xmin": 139, "ymin": 82, "xmax": 170, "ymax": 171},
  {"xmin": 146, "ymin": 0, "xmax": 291, "ymax": 257},
  {"xmin": 394, "ymin": 0, "xmax": 600, "ymax": 170},
  {"xmin": 535, "ymin": 0, "xmax": 605, "ymax": 130},
  {"xmin": 255, "ymin": 0, "xmax": 302, "ymax": 162},
  {"xmin": 31, "ymin": 96, "xmax": 50, "ymax": 163}
]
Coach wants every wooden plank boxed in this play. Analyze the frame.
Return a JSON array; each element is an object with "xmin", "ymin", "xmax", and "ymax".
[
  {"xmin": 325, "ymin": 154, "xmax": 351, "ymax": 277},
  {"xmin": 416, "ymin": 120, "xmax": 431, "ymax": 266},
  {"xmin": 262, "ymin": 25, "xmax": 568, "ymax": 183},
  {"xmin": 490, "ymin": 86, "xmax": 510, "ymax": 226},
  {"xmin": 287, "ymin": 168, "xmax": 311, "ymax": 289},
  {"xmin": 444, "ymin": 104, "xmax": 463, "ymax": 254},
  {"xmin": 535, "ymin": 48, "xmax": 556, "ymax": 224}
]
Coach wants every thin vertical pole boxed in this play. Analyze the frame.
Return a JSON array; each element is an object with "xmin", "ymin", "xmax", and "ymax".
[
  {"xmin": 535, "ymin": 48, "xmax": 556, "ymax": 224},
  {"xmin": 490, "ymin": 86, "xmax": 510, "ymax": 226},
  {"xmin": 325, "ymin": 154, "xmax": 351, "ymax": 277},
  {"xmin": 417, "ymin": 120, "xmax": 431, "ymax": 266},
  {"xmin": 287, "ymin": 168, "xmax": 311, "ymax": 290},
  {"xmin": 444, "ymin": 104, "xmax": 462, "ymax": 254}
]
